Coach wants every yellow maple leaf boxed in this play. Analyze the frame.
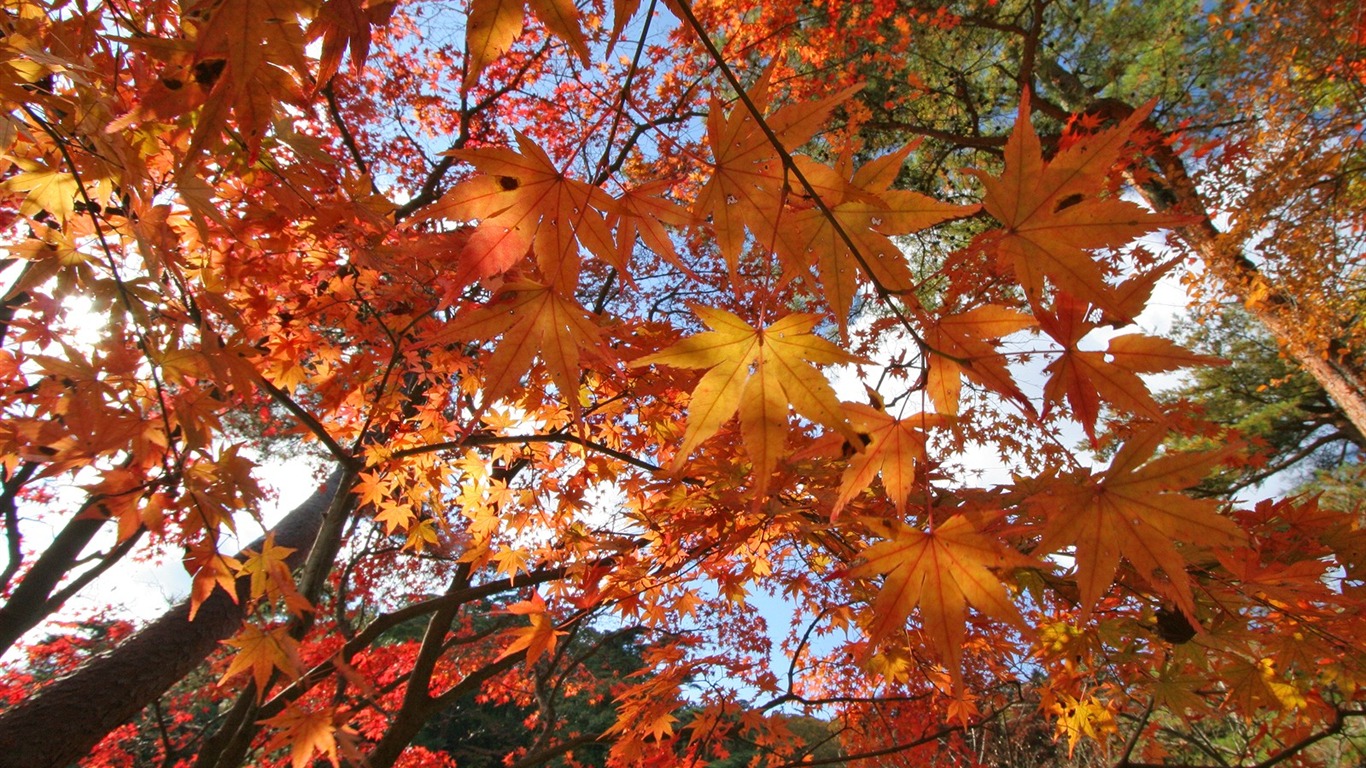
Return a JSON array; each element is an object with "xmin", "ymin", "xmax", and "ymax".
[
  {"xmin": 832, "ymin": 405, "xmax": 947, "ymax": 517},
  {"xmin": 220, "ymin": 623, "xmax": 301, "ymax": 694},
  {"xmin": 1051, "ymin": 693, "xmax": 1118, "ymax": 755},
  {"xmin": 2, "ymin": 164, "xmax": 78, "ymax": 224},
  {"xmin": 633, "ymin": 307, "xmax": 861, "ymax": 493},
  {"xmin": 847, "ymin": 514, "xmax": 1033, "ymax": 691},
  {"xmin": 236, "ymin": 535, "xmax": 309, "ymax": 615},
  {"xmin": 262, "ymin": 704, "xmax": 344, "ymax": 768},
  {"xmin": 373, "ymin": 499, "xmax": 415, "ymax": 535},
  {"xmin": 404, "ymin": 518, "xmax": 440, "ymax": 553}
]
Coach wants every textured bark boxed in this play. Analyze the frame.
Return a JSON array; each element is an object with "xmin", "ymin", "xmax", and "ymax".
[
  {"xmin": 0, "ymin": 512, "xmax": 103, "ymax": 656},
  {"xmin": 1084, "ymin": 97, "xmax": 1366, "ymax": 440},
  {"xmin": 0, "ymin": 468, "xmax": 347, "ymax": 768}
]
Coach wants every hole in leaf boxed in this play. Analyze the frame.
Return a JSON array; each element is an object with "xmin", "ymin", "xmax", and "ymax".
[
  {"xmin": 1054, "ymin": 193, "xmax": 1084, "ymax": 212},
  {"xmin": 192, "ymin": 58, "xmax": 226, "ymax": 87}
]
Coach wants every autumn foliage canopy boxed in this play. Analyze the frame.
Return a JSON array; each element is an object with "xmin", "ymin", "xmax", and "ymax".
[{"xmin": 0, "ymin": 0, "xmax": 1363, "ymax": 766}]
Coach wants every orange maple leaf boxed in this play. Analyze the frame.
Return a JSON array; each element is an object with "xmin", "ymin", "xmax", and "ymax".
[
  {"xmin": 832, "ymin": 405, "xmax": 948, "ymax": 517},
  {"xmin": 262, "ymin": 704, "xmax": 345, "ymax": 768},
  {"xmin": 694, "ymin": 71, "xmax": 862, "ymax": 275},
  {"xmin": 447, "ymin": 280, "xmax": 605, "ymax": 407},
  {"xmin": 776, "ymin": 144, "xmax": 979, "ymax": 331},
  {"xmin": 973, "ymin": 94, "xmax": 1182, "ymax": 317},
  {"xmin": 308, "ymin": 0, "xmax": 395, "ymax": 86},
  {"xmin": 1038, "ymin": 293, "xmax": 1224, "ymax": 441},
  {"xmin": 920, "ymin": 304, "xmax": 1036, "ymax": 415},
  {"xmin": 633, "ymin": 307, "xmax": 862, "ymax": 493},
  {"xmin": 184, "ymin": 540, "xmax": 242, "ymax": 620},
  {"xmin": 1036, "ymin": 428, "xmax": 1246, "ymax": 618},
  {"xmin": 428, "ymin": 133, "xmax": 616, "ymax": 290},
  {"xmin": 496, "ymin": 593, "xmax": 564, "ymax": 663},
  {"xmin": 847, "ymin": 514, "xmax": 1033, "ymax": 691},
  {"xmin": 220, "ymin": 623, "xmax": 301, "ymax": 695},
  {"xmin": 611, "ymin": 180, "xmax": 694, "ymax": 274}
]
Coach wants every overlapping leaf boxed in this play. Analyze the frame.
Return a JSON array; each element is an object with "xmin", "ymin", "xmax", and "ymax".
[
  {"xmin": 1036, "ymin": 428, "xmax": 1246, "ymax": 618},
  {"xmin": 694, "ymin": 73, "xmax": 862, "ymax": 276},
  {"xmin": 832, "ymin": 405, "xmax": 948, "ymax": 517},
  {"xmin": 848, "ymin": 515, "xmax": 1033, "ymax": 691},
  {"xmin": 308, "ymin": 0, "xmax": 395, "ymax": 86},
  {"xmin": 776, "ymin": 145, "xmax": 979, "ymax": 331},
  {"xmin": 974, "ymin": 95, "xmax": 1181, "ymax": 317},
  {"xmin": 429, "ymin": 133, "xmax": 615, "ymax": 289},
  {"xmin": 611, "ymin": 180, "xmax": 693, "ymax": 273},
  {"xmin": 633, "ymin": 308, "xmax": 862, "ymax": 493}
]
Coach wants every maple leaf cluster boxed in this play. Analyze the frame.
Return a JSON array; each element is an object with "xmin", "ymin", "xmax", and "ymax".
[{"xmin": 0, "ymin": 0, "xmax": 1361, "ymax": 767}]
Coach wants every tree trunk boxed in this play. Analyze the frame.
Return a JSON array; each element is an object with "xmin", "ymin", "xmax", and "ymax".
[
  {"xmin": 0, "ymin": 468, "xmax": 348, "ymax": 768},
  {"xmin": 1085, "ymin": 97, "xmax": 1366, "ymax": 439},
  {"xmin": 0, "ymin": 513, "xmax": 104, "ymax": 656}
]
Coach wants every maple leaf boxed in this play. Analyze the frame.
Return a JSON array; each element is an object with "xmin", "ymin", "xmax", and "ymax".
[
  {"xmin": 1035, "ymin": 428, "xmax": 1246, "ymax": 618},
  {"xmin": 428, "ymin": 133, "xmax": 615, "ymax": 290},
  {"xmin": 262, "ymin": 704, "xmax": 344, "ymax": 768},
  {"xmin": 220, "ymin": 623, "xmax": 301, "ymax": 695},
  {"xmin": 464, "ymin": 0, "xmax": 590, "ymax": 87},
  {"xmin": 694, "ymin": 71, "xmax": 863, "ymax": 275},
  {"xmin": 973, "ymin": 94, "xmax": 1182, "ymax": 317},
  {"xmin": 496, "ymin": 593, "xmax": 564, "ymax": 663},
  {"xmin": 776, "ymin": 144, "xmax": 980, "ymax": 331},
  {"xmin": 445, "ymin": 280, "xmax": 605, "ymax": 407},
  {"xmin": 832, "ymin": 404, "xmax": 948, "ymax": 517},
  {"xmin": 184, "ymin": 541, "xmax": 243, "ymax": 621},
  {"xmin": 1050, "ymin": 693, "xmax": 1118, "ymax": 756},
  {"xmin": 847, "ymin": 514, "xmax": 1033, "ymax": 692},
  {"xmin": 633, "ymin": 307, "xmax": 862, "ymax": 493},
  {"xmin": 1038, "ymin": 293, "xmax": 1224, "ymax": 441},
  {"xmin": 1, "ymin": 163, "xmax": 78, "ymax": 224},
  {"xmin": 238, "ymin": 535, "xmax": 309, "ymax": 614},
  {"xmin": 308, "ymin": 0, "xmax": 395, "ymax": 86},
  {"xmin": 352, "ymin": 470, "xmax": 390, "ymax": 509},
  {"xmin": 186, "ymin": 0, "xmax": 311, "ymax": 158},
  {"xmin": 920, "ymin": 304, "xmax": 1035, "ymax": 415},
  {"xmin": 611, "ymin": 180, "xmax": 694, "ymax": 273},
  {"xmin": 1223, "ymin": 656, "xmax": 1307, "ymax": 713},
  {"xmin": 404, "ymin": 518, "xmax": 440, "ymax": 553},
  {"xmin": 373, "ymin": 499, "xmax": 415, "ymax": 535}
]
